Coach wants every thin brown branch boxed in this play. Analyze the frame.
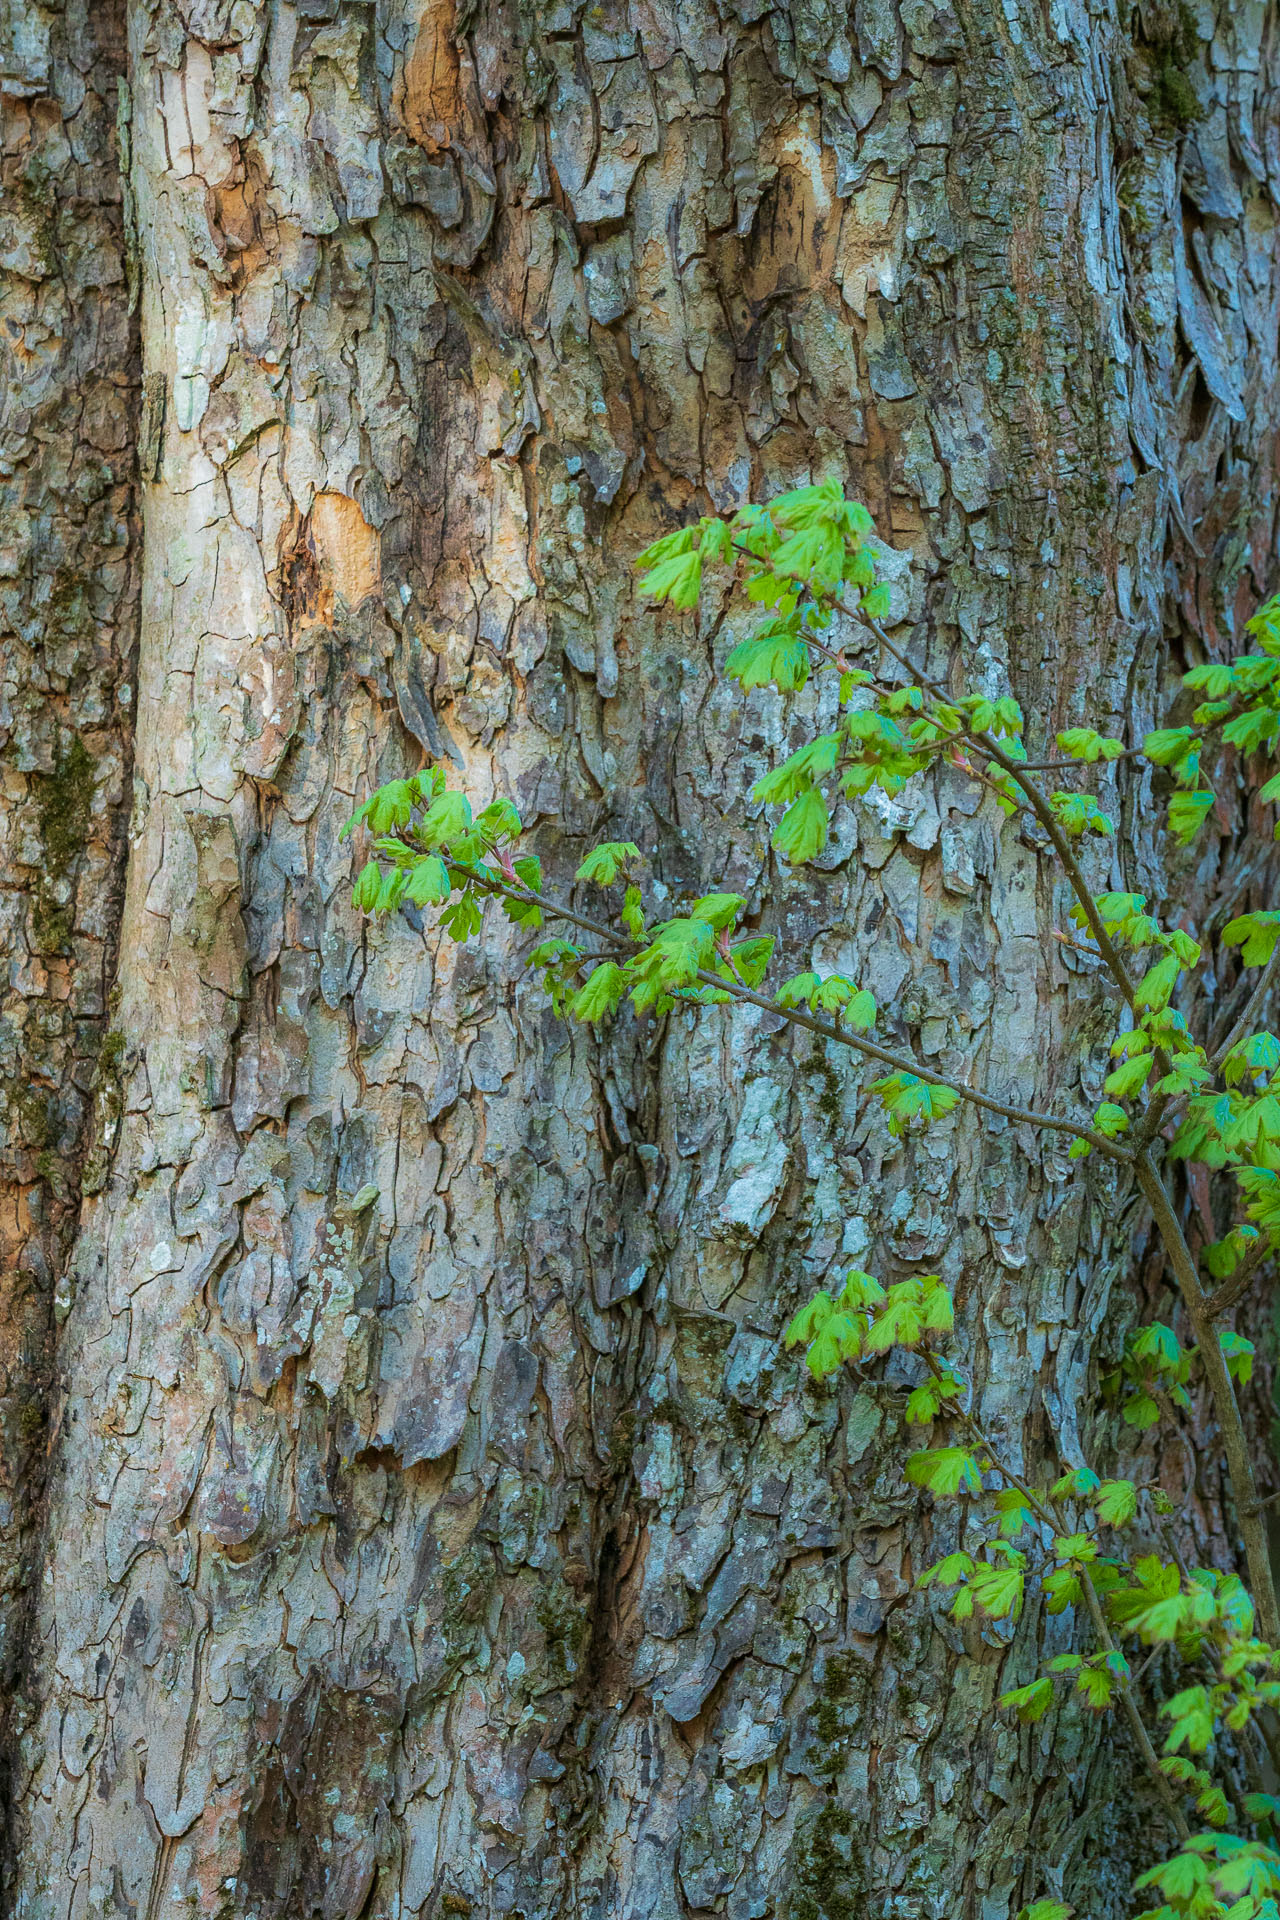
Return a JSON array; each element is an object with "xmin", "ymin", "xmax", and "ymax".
[
  {"xmin": 1205, "ymin": 1237, "xmax": 1274, "ymax": 1321},
  {"xmin": 687, "ymin": 968, "xmax": 1132, "ymax": 1160},
  {"xmin": 920, "ymin": 1356, "xmax": 1191, "ymax": 1842},
  {"xmin": 448, "ymin": 863, "xmax": 1136, "ymax": 1163},
  {"xmin": 1135, "ymin": 1149, "xmax": 1280, "ymax": 1645},
  {"xmin": 1210, "ymin": 939, "xmax": 1280, "ymax": 1069}
]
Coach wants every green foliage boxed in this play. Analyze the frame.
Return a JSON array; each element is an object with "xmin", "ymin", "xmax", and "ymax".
[
  {"xmin": 1057, "ymin": 727, "xmax": 1126, "ymax": 763},
  {"xmin": 1223, "ymin": 912, "xmax": 1280, "ymax": 968},
  {"xmin": 870, "ymin": 1072, "xmax": 960, "ymax": 1136},
  {"xmin": 905, "ymin": 1445, "xmax": 983, "ymax": 1497},
  {"xmin": 1135, "ymin": 1835, "xmax": 1280, "ymax": 1920},
  {"xmin": 778, "ymin": 972, "xmax": 876, "ymax": 1030},
  {"xmin": 341, "ymin": 490, "xmax": 1280, "ymax": 1910},
  {"xmin": 576, "ymin": 841, "xmax": 641, "ymax": 886},
  {"xmin": 1049, "ymin": 790, "xmax": 1114, "ymax": 837},
  {"xmin": 773, "ymin": 786, "xmax": 830, "ymax": 865}
]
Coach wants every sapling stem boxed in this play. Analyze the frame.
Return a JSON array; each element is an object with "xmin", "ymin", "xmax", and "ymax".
[
  {"xmin": 447, "ymin": 861, "xmax": 1136, "ymax": 1164},
  {"xmin": 918, "ymin": 1354, "xmax": 1190, "ymax": 1840},
  {"xmin": 1135, "ymin": 1151, "xmax": 1280, "ymax": 1646}
]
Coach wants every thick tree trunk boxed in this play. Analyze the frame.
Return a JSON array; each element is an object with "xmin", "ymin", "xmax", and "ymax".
[
  {"xmin": 4, "ymin": 1, "xmax": 1279, "ymax": 1916},
  {"xmin": 0, "ymin": 0, "xmax": 137, "ymax": 1859}
]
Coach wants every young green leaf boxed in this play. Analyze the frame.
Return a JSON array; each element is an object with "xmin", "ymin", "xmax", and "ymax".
[
  {"xmin": 772, "ymin": 787, "xmax": 830, "ymax": 865},
  {"xmin": 1133, "ymin": 952, "xmax": 1181, "ymax": 1014},
  {"xmin": 871, "ymin": 1073, "xmax": 960, "ymax": 1135},
  {"xmin": 1104, "ymin": 1052, "xmax": 1153, "ymax": 1100},
  {"xmin": 477, "ymin": 797, "xmax": 522, "ymax": 842},
  {"xmin": 784, "ymin": 1292, "xmax": 835, "ymax": 1348},
  {"xmin": 904, "ymin": 1446, "xmax": 982, "ymax": 1496},
  {"xmin": 1167, "ymin": 788, "xmax": 1215, "ymax": 845},
  {"xmin": 918, "ymin": 1550, "xmax": 976, "ymax": 1588},
  {"xmin": 969, "ymin": 1558, "xmax": 1025, "ymax": 1619},
  {"xmin": 419, "ymin": 790, "xmax": 473, "ymax": 848},
  {"xmin": 352, "ymin": 859, "xmax": 382, "ymax": 911},
  {"xmin": 1095, "ymin": 1479, "xmax": 1138, "ymax": 1527},
  {"xmin": 576, "ymin": 842, "xmax": 642, "ymax": 886},
  {"xmin": 725, "ymin": 936, "xmax": 775, "ymax": 987},
  {"xmin": 1049, "ymin": 791, "xmax": 1114, "ymax": 837},
  {"xmin": 1056, "ymin": 728, "xmax": 1125, "ymax": 763},
  {"xmin": 1000, "ymin": 1678, "xmax": 1054, "ymax": 1723},
  {"xmin": 837, "ymin": 1269, "xmax": 887, "ymax": 1311},
  {"xmin": 1222, "ymin": 910, "xmax": 1280, "ymax": 968},
  {"xmin": 570, "ymin": 963, "xmax": 627, "ymax": 1025},
  {"xmin": 691, "ymin": 892, "xmax": 747, "ymax": 931},
  {"xmin": 405, "ymin": 856, "xmax": 451, "ymax": 906},
  {"xmin": 724, "ymin": 628, "xmax": 812, "ymax": 693},
  {"xmin": 637, "ymin": 548, "xmax": 702, "ymax": 607},
  {"xmin": 1075, "ymin": 1663, "xmax": 1115, "ymax": 1710}
]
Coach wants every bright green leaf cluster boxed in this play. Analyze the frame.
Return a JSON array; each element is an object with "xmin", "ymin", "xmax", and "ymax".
[
  {"xmin": 1135, "ymin": 1833, "xmax": 1280, "ymax": 1920},
  {"xmin": 776, "ymin": 970, "xmax": 876, "ymax": 1031},
  {"xmin": 871, "ymin": 1072, "xmax": 960, "ymax": 1136},
  {"xmin": 784, "ymin": 1270, "xmax": 955, "ymax": 1383},
  {"xmin": 1057, "ymin": 727, "xmax": 1126, "ymax": 763}
]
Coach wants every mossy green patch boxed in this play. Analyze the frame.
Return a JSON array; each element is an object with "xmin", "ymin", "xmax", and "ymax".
[
  {"xmin": 536, "ymin": 1574, "xmax": 591, "ymax": 1682},
  {"xmin": 811, "ymin": 1650, "xmax": 866, "ymax": 1780},
  {"xmin": 32, "ymin": 736, "xmax": 96, "ymax": 953},
  {"xmin": 785, "ymin": 1798, "xmax": 865, "ymax": 1920},
  {"xmin": 1141, "ymin": 0, "xmax": 1203, "ymax": 131}
]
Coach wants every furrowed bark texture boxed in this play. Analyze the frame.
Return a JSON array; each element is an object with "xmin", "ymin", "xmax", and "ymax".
[
  {"xmin": 8, "ymin": 1, "xmax": 1280, "ymax": 1916},
  {"xmin": 0, "ymin": 0, "xmax": 137, "ymax": 1849}
]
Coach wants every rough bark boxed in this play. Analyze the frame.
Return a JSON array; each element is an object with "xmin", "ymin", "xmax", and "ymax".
[
  {"xmin": 6, "ymin": 1, "xmax": 1280, "ymax": 1917},
  {"xmin": 0, "ymin": 0, "xmax": 137, "ymax": 1855}
]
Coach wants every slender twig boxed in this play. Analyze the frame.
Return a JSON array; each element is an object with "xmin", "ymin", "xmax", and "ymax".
[
  {"xmin": 444, "ymin": 862, "xmax": 1136, "ymax": 1163},
  {"xmin": 1154, "ymin": 1515, "xmax": 1271, "ymax": 1807},
  {"xmin": 1211, "ymin": 940, "xmax": 1280, "ymax": 1069},
  {"xmin": 434, "ymin": 583, "xmax": 1278, "ymax": 1673},
  {"xmin": 979, "ymin": 734, "xmax": 1141, "ymax": 1007},
  {"xmin": 919, "ymin": 1354, "xmax": 1191, "ymax": 1840},
  {"xmin": 688, "ymin": 969, "xmax": 1133, "ymax": 1156},
  {"xmin": 847, "ymin": 620, "xmax": 1280, "ymax": 1644},
  {"xmin": 1135, "ymin": 1150, "xmax": 1280, "ymax": 1645},
  {"xmin": 1075, "ymin": 1569, "xmax": 1190, "ymax": 1842},
  {"xmin": 865, "ymin": 622, "xmax": 1186, "ymax": 1129},
  {"xmin": 861, "ymin": 616, "xmax": 1151, "ymax": 1034},
  {"xmin": 1017, "ymin": 751, "xmax": 1145, "ymax": 773},
  {"xmin": 1205, "ymin": 1237, "xmax": 1274, "ymax": 1321}
]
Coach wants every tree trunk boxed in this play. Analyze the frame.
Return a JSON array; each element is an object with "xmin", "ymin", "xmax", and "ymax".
[
  {"xmin": 5, "ymin": 2, "xmax": 1279, "ymax": 1916},
  {"xmin": 0, "ymin": 0, "xmax": 138, "ymax": 1859}
]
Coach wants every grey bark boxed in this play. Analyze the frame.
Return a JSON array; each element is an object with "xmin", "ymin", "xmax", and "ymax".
[
  {"xmin": 0, "ymin": 0, "xmax": 138, "ymax": 1845},
  {"xmin": 2, "ymin": 1, "xmax": 1279, "ymax": 1917}
]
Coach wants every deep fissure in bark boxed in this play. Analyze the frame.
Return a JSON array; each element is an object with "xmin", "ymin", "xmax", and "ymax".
[{"xmin": 0, "ymin": 0, "xmax": 140, "ymax": 1892}]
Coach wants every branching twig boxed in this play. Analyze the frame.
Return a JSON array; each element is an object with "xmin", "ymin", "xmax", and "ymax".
[
  {"xmin": 1205, "ymin": 1237, "xmax": 1275, "ymax": 1321},
  {"xmin": 920, "ymin": 1354, "xmax": 1191, "ymax": 1841},
  {"xmin": 449, "ymin": 863, "xmax": 1137, "ymax": 1164},
  {"xmin": 1135, "ymin": 1151, "xmax": 1280, "ymax": 1645},
  {"xmin": 1211, "ymin": 940, "xmax": 1280, "ymax": 1069}
]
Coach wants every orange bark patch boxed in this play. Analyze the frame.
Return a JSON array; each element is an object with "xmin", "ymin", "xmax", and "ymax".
[
  {"xmin": 402, "ymin": 0, "xmax": 463, "ymax": 153},
  {"xmin": 209, "ymin": 152, "xmax": 277, "ymax": 292},
  {"xmin": 310, "ymin": 491, "xmax": 382, "ymax": 609}
]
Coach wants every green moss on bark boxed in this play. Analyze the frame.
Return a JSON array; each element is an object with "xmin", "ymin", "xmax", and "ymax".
[{"xmin": 32, "ymin": 735, "xmax": 96, "ymax": 952}]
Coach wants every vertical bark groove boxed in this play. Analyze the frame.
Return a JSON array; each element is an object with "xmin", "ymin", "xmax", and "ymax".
[{"xmin": 0, "ymin": 0, "xmax": 139, "ymax": 1885}]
